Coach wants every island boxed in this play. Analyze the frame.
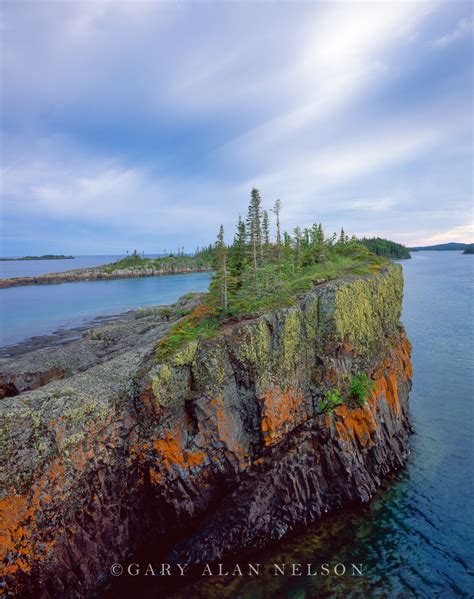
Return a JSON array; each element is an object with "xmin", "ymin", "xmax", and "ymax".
[
  {"xmin": 0, "ymin": 254, "xmax": 75, "ymax": 261},
  {"xmin": 0, "ymin": 190, "xmax": 413, "ymax": 598},
  {"xmin": 462, "ymin": 244, "xmax": 474, "ymax": 254},
  {"xmin": 359, "ymin": 237, "xmax": 411, "ymax": 259},
  {"xmin": 409, "ymin": 242, "xmax": 471, "ymax": 252},
  {"xmin": 0, "ymin": 251, "xmax": 213, "ymax": 288}
]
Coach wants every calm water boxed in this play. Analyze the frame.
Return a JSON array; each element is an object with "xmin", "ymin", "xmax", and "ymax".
[
  {"xmin": 0, "ymin": 254, "xmax": 163, "ymax": 279},
  {"xmin": 162, "ymin": 251, "xmax": 473, "ymax": 598},
  {"xmin": 0, "ymin": 272, "xmax": 211, "ymax": 347}
]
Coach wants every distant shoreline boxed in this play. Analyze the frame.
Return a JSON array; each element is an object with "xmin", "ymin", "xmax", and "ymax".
[
  {"xmin": 0, "ymin": 255, "xmax": 75, "ymax": 261},
  {"xmin": 0, "ymin": 265, "xmax": 212, "ymax": 289}
]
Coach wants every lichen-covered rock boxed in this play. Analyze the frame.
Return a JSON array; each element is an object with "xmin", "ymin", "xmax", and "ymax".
[{"xmin": 0, "ymin": 264, "xmax": 412, "ymax": 598}]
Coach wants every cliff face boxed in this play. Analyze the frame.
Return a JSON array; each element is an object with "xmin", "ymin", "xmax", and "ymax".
[{"xmin": 0, "ymin": 264, "xmax": 412, "ymax": 598}]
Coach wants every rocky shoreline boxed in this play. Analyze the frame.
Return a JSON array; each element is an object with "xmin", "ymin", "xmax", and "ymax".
[
  {"xmin": 0, "ymin": 293, "xmax": 205, "ymax": 398},
  {"xmin": 0, "ymin": 265, "xmax": 212, "ymax": 289},
  {"xmin": 0, "ymin": 265, "xmax": 413, "ymax": 598}
]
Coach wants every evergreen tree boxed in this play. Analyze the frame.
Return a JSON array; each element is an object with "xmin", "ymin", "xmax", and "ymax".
[
  {"xmin": 303, "ymin": 228, "xmax": 310, "ymax": 248},
  {"xmin": 262, "ymin": 210, "xmax": 270, "ymax": 248},
  {"xmin": 317, "ymin": 223, "xmax": 324, "ymax": 244},
  {"xmin": 246, "ymin": 188, "xmax": 263, "ymax": 286},
  {"xmin": 315, "ymin": 223, "xmax": 326, "ymax": 262},
  {"xmin": 272, "ymin": 199, "xmax": 282, "ymax": 265},
  {"xmin": 229, "ymin": 216, "xmax": 247, "ymax": 282},
  {"xmin": 215, "ymin": 225, "xmax": 228, "ymax": 313},
  {"xmin": 283, "ymin": 231, "xmax": 293, "ymax": 270},
  {"xmin": 294, "ymin": 226, "xmax": 303, "ymax": 267},
  {"xmin": 339, "ymin": 227, "xmax": 346, "ymax": 244}
]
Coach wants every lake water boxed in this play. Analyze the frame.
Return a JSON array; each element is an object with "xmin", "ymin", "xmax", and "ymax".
[
  {"xmin": 0, "ymin": 254, "xmax": 164, "ymax": 279},
  {"xmin": 0, "ymin": 272, "xmax": 212, "ymax": 347},
  {"xmin": 162, "ymin": 251, "xmax": 473, "ymax": 598}
]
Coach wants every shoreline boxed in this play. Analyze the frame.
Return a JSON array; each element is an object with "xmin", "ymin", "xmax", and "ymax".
[
  {"xmin": 0, "ymin": 265, "xmax": 212, "ymax": 289},
  {"xmin": 0, "ymin": 311, "xmax": 130, "ymax": 358},
  {"xmin": 0, "ymin": 292, "xmax": 207, "ymax": 398}
]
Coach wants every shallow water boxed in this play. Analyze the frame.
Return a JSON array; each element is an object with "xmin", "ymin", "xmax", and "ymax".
[
  {"xmin": 0, "ymin": 271, "xmax": 212, "ymax": 347},
  {"xmin": 152, "ymin": 251, "xmax": 474, "ymax": 598}
]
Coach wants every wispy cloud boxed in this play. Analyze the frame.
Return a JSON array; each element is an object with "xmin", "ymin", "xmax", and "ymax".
[
  {"xmin": 434, "ymin": 16, "xmax": 473, "ymax": 47},
  {"xmin": 420, "ymin": 223, "xmax": 474, "ymax": 245},
  {"xmin": 0, "ymin": 0, "xmax": 472, "ymax": 253}
]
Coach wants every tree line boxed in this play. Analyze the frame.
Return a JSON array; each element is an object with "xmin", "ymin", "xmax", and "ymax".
[
  {"xmin": 211, "ymin": 188, "xmax": 361, "ymax": 315},
  {"xmin": 359, "ymin": 237, "xmax": 411, "ymax": 259}
]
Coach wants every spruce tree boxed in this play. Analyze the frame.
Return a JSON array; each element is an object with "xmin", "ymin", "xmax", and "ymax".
[
  {"xmin": 272, "ymin": 199, "xmax": 282, "ymax": 265},
  {"xmin": 246, "ymin": 188, "xmax": 263, "ymax": 286},
  {"xmin": 294, "ymin": 226, "xmax": 302, "ymax": 267},
  {"xmin": 283, "ymin": 231, "xmax": 293, "ymax": 270},
  {"xmin": 215, "ymin": 225, "xmax": 228, "ymax": 313},
  {"xmin": 229, "ymin": 216, "xmax": 246, "ymax": 283},
  {"xmin": 262, "ymin": 210, "xmax": 270, "ymax": 249}
]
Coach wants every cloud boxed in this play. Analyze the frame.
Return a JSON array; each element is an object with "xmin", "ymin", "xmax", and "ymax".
[
  {"xmin": 221, "ymin": 2, "xmax": 436, "ymax": 163},
  {"xmin": 238, "ymin": 115, "xmax": 462, "ymax": 219},
  {"xmin": 434, "ymin": 16, "xmax": 473, "ymax": 47},
  {"xmin": 0, "ymin": 0, "xmax": 472, "ymax": 253},
  {"xmin": 419, "ymin": 223, "xmax": 473, "ymax": 245},
  {"xmin": 0, "ymin": 135, "xmax": 243, "ymax": 246}
]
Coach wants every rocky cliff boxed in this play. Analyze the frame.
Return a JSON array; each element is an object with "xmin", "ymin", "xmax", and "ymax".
[{"xmin": 0, "ymin": 264, "xmax": 412, "ymax": 597}]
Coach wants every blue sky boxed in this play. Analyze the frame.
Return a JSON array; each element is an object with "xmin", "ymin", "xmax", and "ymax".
[{"xmin": 1, "ymin": 1, "xmax": 472, "ymax": 255}]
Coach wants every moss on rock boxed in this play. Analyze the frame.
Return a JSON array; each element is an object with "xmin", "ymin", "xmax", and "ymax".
[
  {"xmin": 150, "ymin": 363, "xmax": 191, "ymax": 409},
  {"xmin": 333, "ymin": 264, "xmax": 403, "ymax": 354}
]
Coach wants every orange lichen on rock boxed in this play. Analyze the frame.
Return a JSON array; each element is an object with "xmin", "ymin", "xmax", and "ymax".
[
  {"xmin": 149, "ymin": 467, "xmax": 164, "ymax": 485},
  {"xmin": 0, "ymin": 494, "xmax": 32, "ymax": 576},
  {"xmin": 372, "ymin": 335, "xmax": 412, "ymax": 417},
  {"xmin": 385, "ymin": 372, "xmax": 399, "ymax": 414},
  {"xmin": 333, "ymin": 403, "xmax": 378, "ymax": 448},
  {"xmin": 0, "ymin": 471, "xmax": 60, "ymax": 579},
  {"xmin": 212, "ymin": 396, "xmax": 246, "ymax": 460},
  {"xmin": 332, "ymin": 335, "xmax": 412, "ymax": 447},
  {"xmin": 261, "ymin": 385, "xmax": 308, "ymax": 446},
  {"xmin": 153, "ymin": 427, "xmax": 205, "ymax": 473}
]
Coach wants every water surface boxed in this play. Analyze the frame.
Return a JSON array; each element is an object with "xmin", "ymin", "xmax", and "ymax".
[
  {"xmin": 0, "ymin": 254, "xmax": 168, "ymax": 279},
  {"xmin": 0, "ymin": 272, "xmax": 211, "ymax": 347}
]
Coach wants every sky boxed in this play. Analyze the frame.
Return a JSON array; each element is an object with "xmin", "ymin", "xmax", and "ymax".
[{"xmin": 0, "ymin": 0, "xmax": 473, "ymax": 256}]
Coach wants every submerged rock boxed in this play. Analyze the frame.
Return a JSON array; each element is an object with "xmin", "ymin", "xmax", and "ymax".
[{"xmin": 0, "ymin": 265, "xmax": 412, "ymax": 597}]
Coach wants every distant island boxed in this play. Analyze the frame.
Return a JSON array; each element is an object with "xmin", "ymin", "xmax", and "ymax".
[
  {"xmin": 409, "ymin": 242, "xmax": 471, "ymax": 252},
  {"xmin": 0, "ymin": 255, "xmax": 75, "ymax": 261},
  {"xmin": 463, "ymin": 245, "xmax": 474, "ymax": 254},
  {"xmin": 359, "ymin": 237, "xmax": 411, "ymax": 259}
]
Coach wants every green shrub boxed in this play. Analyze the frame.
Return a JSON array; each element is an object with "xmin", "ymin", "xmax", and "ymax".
[
  {"xmin": 154, "ymin": 304, "xmax": 219, "ymax": 362},
  {"xmin": 348, "ymin": 372, "xmax": 375, "ymax": 407},
  {"xmin": 159, "ymin": 307, "xmax": 174, "ymax": 320},
  {"xmin": 319, "ymin": 389, "xmax": 344, "ymax": 414}
]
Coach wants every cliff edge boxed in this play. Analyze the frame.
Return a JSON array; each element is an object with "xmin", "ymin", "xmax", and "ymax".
[{"xmin": 0, "ymin": 264, "xmax": 412, "ymax": 597}]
